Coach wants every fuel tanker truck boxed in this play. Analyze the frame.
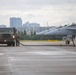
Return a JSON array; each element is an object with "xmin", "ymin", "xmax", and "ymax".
[{"xmin": 0, "ymin": 27, "xmax": 20, "ymax": 46}]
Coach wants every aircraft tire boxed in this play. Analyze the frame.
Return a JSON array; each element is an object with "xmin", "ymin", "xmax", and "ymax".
[{"xmin": 66, "ymin": 40, "xmax": 70, "ymax": 44}]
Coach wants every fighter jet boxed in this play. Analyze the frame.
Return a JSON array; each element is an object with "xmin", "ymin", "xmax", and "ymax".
[
  {"xmin": 36, "ymin": 27, "xmax": 56, "ymax": 35},
  {"xmin": 45, "ymin": 23, "xmax": 76, "ymax": 46}
]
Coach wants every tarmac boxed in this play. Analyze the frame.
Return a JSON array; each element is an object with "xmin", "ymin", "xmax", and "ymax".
[{"xmin": 0, "ymin": 41, "xmax": 76, "ymax": 75}]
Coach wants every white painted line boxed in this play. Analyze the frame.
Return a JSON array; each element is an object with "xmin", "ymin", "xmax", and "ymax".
[
  {"xmin": 24, "ymin": 51, "xmax": 67, "ymax": 55},
  {"xmin": 0, "ymin": 53, "xmax": 4, "ymax": 55}
]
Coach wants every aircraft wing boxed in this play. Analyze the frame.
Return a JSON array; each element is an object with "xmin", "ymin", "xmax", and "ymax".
[{"xmin": 66, "ymin": 28, "xmax": 76, "ymax": 31}]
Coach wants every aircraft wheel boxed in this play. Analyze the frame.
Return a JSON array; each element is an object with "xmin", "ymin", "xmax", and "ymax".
[{"xmin": 66, "ymin": 40, "xmax": 70, "ymax": 44}]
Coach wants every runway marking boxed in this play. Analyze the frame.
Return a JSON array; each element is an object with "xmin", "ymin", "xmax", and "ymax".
[
  {"xmin": 0, "ymin": 53, "xmax": 4, "ymax": 55},
  {"xmin": 23, "ymin": 51, "xmax": 69, "ymax": 55},
  {"xmin": 7, "ymin": 51, "xmax": 76, "ymax": 56}
]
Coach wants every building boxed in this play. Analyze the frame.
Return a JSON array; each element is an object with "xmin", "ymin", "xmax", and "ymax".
[
  {"xmin": 0, "ymin": 25, "xmax": 6, "ymax": 28},
  {"xmin": 21, "ymin": 21, "xmax": 40, "ymax": 35},
  {"xmin": 23, "ymin": 21, "xmax": 40, "ymax": 28},
  {"xmin": 10, "ymin": 17, "xmax": 22, "ymax": 28}
]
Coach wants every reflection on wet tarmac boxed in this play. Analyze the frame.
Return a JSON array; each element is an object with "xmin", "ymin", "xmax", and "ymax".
[{"xmin": 0, "ymin": 42, "xmax": 76, "ymax": 75}]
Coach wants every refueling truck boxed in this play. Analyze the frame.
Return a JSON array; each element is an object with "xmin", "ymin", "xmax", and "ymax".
[{"xmin": 0, "ymin": 27, "xmax": 20, "ymax": 46}]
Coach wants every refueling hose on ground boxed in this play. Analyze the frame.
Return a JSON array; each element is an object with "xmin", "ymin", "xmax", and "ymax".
[
  {"xmin": 19, "ymin": 41, "xmax": 76, "ymax": 47},
  {"xmin": 19, "ymin": 41, "xmax": 26, "ymax": 46}
]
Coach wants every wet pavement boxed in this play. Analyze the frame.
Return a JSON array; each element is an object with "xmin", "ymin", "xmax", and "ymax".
[{"xmin": 0, "ymin": 42, "xmax": 76, "ymax": 75}]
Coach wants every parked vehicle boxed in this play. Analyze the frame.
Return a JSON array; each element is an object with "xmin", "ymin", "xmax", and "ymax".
[{"xmin": 0, "ymin": 27, "xmax": 20, "ymax": 46}]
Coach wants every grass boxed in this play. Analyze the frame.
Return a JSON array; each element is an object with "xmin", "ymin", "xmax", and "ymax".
[{"xmin": 20, "ymin": 40, "xmax": 59, "ymax": 42}]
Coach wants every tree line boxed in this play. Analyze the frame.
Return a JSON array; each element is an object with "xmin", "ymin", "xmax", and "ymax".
[{"xmin": 18, "ymin": 30, "xmax": 63, "ymax": 40}]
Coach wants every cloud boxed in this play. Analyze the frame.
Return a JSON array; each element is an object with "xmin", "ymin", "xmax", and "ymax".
[
  {"xmin": 0, "ymin": 0, "xmax": 76, "ymax": 10},
  {"xmin": 0, "ymin": 0, "xmax": 76, "ymax": 26}
]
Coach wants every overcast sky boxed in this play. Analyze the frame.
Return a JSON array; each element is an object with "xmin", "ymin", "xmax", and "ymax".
[{"xmin": 0, "ymin": 0, "xmax": 76, "ymax": 27}]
